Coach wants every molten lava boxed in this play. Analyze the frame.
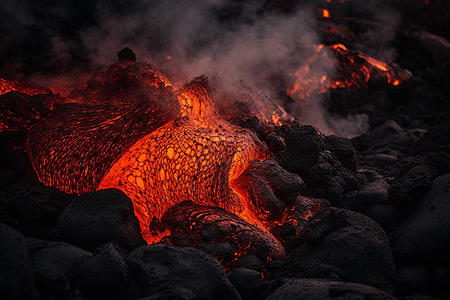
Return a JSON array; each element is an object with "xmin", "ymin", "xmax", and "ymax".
[
  {"xmin": 16, "ymin": 58, "xmax": 289, "ymax": 252},
  {"xmin": 287, "ymin": 43, "xmax": 411, "ymax": 100},
  {"xmin": 98, "ymin": 77, "xmax": 269, "ymax": 242},
  {"xmin": 318, "ymin": 8, "xmax": 331, "ymax": 18},
  {"xmin": 329, "ymin": 44, "xmax": 410, "ymax": 89},
  {"xmin": 1, "ymin": 44, "xmax": 408, "ymax": 264}
]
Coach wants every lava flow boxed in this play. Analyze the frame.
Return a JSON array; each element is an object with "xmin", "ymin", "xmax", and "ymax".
[
  {"xmin": 97, "ymin": 75, "xmax": 270, "ymax": 242},
  {"xmin": 287, "ymin": 43, "xmax": 411, "ymax": 100},
  {"xmin": 7, "ymin": 49, "xmax": 295, "ymax": 262},
  {"xmin": 0, "ymin": 43, "xmax": 410, "ymax": 265}
]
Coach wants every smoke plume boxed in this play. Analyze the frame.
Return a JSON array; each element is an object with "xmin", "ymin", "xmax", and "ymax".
[{"xmin": 0, "ymin": 0, "xmax": 404, "ymax": 137}]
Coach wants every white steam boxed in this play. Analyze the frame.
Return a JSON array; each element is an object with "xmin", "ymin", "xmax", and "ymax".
[{"xmin": 79, "ymin": 0, "xmax": 347, "ymax": 134}]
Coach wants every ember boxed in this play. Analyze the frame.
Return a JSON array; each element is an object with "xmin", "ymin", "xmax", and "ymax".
[{"xmin": 287, "ymin": 43, "xmax": 411, "ymax": 101}]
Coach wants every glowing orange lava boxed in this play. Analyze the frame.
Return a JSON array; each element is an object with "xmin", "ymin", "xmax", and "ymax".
[
  {"xmin": 319, "ymin": 8, "xmax": 331, "ymax": 18},
  {"xmin": 98, "ymin": 77, "xmax": 269, "ymax": 242},
  {"xmin": 17, "ymin": 61, "xmax": 277, "ymax": 245},
  {"xmin": 287, "ymin": 43, "xmax": 411, "ymax": 99}
]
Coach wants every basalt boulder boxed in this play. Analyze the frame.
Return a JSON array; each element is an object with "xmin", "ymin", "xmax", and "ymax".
[
  {"xmin": 259, "ymin": 278, "xmax": 398, "ymax": 300},
  {"xmin": 53, "ymin": 188, "xmax": 146, "ymax": 252},
  {"xmin": 390, "ymin": 173, "xmax": 450, "ymax": 266},
  {"xmin": 0, "ymin": 222, "xmax": 40, "ymax": 300},
  {"xmin": 26, "ymin": 237, "xmax": 92, "ymax": 299},
  {"xmin": 125, "ymin": 244, "xmax": 241, "ymax": 300},
  {"xmin": 274, "ymin": 207, "xmax": 397, "ymax": 294}
]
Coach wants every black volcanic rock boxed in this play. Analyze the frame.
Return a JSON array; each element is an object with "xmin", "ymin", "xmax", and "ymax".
[
  {"xmin": 26, "ymin": 238, "xmax": 91, "ymax": 299},
  {"xmin": 260, "ymin": 278, "xmax": 398, "ymax": 300},
  {"xmin": 235, "ymin": 254, "xmax": 263, "ymax": 273},
  {"xmin": 69, "ymin": 242, "xmax": 129, "ymax": 300},
  {"xmin": 412, "ymin": 114, "xmax": 450, "ymax": 157},
  {"xmin": 390, "ymin": 173, "xmax": 450, "ymax": 266},
  {"xmin": 139, "ymin": 286, "xmax": 197, "ymax": 300},
  {"xmin": 233, "ymin": 157, "xmax": 305, "ymax": 220},
  {"xmin": 8, "ymin": 185, "xmax": 73, "ymax": 239},
  {"xmin": 276, "ymin": 207, "xmax": 397, "ymax": 294},
  {"xmin": 126, "ymin": 244, "xmax": 241, "ymax": 300},
  {"xmin": 300, "ymin": 150, "xmax": 363, "ymax": 205},
  {"xmin": 324, "ymin": 135, "xmax": 357, "ymax": 171},
  {"xmin": 364, "ymin": 204, "xmax": 404, "ymax": 234},
  {"xmin": 276, "ymin": 125, "xmax": 324, "ymax": 178},
  {"xmin": 0, "ymin": 222, "xmax": 39, "ymax": 300},
  {"xmin": 389, "ymin": 165, "xmax": 437, "ymax": 210},
  {"xmin": 227, "ymin": 267, "xmax": 265, "ymax": 300},
  {"xmin": 341, "ymin": 179, "xmax": 390, "ymax": 212},
  {"xmin": 397, "ymin": 265, "xmax": 431, "ymax": 296},
  {"xmin": 53, "ymin": 188, "xmax": 146, "ymax": 252},
  {"xmin": 118, "ymin": 47, "xmax": 136, "ymax": 62}
]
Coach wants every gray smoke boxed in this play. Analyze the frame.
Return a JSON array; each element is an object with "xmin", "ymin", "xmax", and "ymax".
[{"xmin": 0, "ymin": 0, "xmax": 404, "ymax": 137}]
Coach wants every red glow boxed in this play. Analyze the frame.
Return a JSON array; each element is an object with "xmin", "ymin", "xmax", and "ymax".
[
  {"xmin": 287, "ymin": 43, "xmax": 411, "ymax": 100},
  {"xmin": 319, "ymin": 8, "xmax": 331, "ymax": 18}
]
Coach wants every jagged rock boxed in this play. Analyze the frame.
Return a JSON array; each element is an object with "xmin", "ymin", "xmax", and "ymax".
[
  {"xmin": 276, "ymin": 207, "xmax": 397, "ymax": 294},
  {"xmin": 265, "ymin": 132, "xmax": 285, "ymax": 155},
  {"xmin": 233, "ymin": 157, "xmax": 305, "ymax": 220},
  {"xmin": 259, "ymin": 278, "xmax": 398, "ymax": 300},
  {"xmin": 276, "ymin": 125, "xmax": 324, "ymax": 178},
  {"xmin": 126, "ymin": 244, "xmax": 241, "ymax": 300},
  {"xmin": 275, "ymin": 196, "xmax": 328, "ymax": 253},
  {"xmin": 53, "ymin": 188, "xmax": 146, "ymax": 252},
  {"xmin": 390, "ymin": 173, "xmax": 450, "ymax": 266},
  {"xmin": 300, "ymin": 150, "xmax": 363, "ymax": 204},
  {"xmin": 324, "ymin": 135, "xmax": 357, "ymax": 171},
  {"xmin": 351, "ymin": 120, "xmax": 403, "ymax": 151},
  {"xmin": 0, "ymin": 222, "xmax": 39, "ymax": 300},
  {"xmin": 303, "ymin": 174, "xmax": 345, "ymax": 204},
  {"xmin": 341, "ymin": 179, "xmax": 390, "ymax": 212},
  {"xmin": 389, "ymin": 165, "xmax": 437, "ymax": 209},
  {"xmin": 69, "ymin": 242, "xmax": 129, "ymax": 300},
  {"xmin": 227, "ymin": 267, "xmax": 264, "ymax": 300},
  {"xmin": 27, "ymin": 237, "xmax": 91, "ymax": 299},
  {"xmin": 235, "ymin": 254, "xmax": 263, "ymax": 273}
]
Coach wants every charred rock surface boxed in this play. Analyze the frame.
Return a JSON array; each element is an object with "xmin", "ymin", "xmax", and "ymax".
[
  {"xmin": 271, "ymin": 207, "xmax": 397, "ymax": 295},
  {"xmin": 232, "ymin": 157, "xmax": 305, "ymax": 221},
  {"xmin": 160, "ymin": 201, "xmax": 286, "ymax": 266},
  {"xmin": 52, "ymin": 188, "xmax": 146, "ymax": 252},
  {"xmin": 126, "ymin": 244, "xmax": 241, "ymax": 300},
  {"xmin": 26, "ymin": 238, "xmax": 92, "ymax": 299}
]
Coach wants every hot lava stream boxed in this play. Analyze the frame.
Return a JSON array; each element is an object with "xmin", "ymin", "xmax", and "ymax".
[
  {"xmin": 287, "ymin": 43, "xmax": 411, "ymax": 100},
  {"xmin": 1, "ymin": 49, "xmax": 303, "ymax": 264},
  {"xmin": 0, "ymin": 46, "xmax": 409, "ymax": 266}
]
